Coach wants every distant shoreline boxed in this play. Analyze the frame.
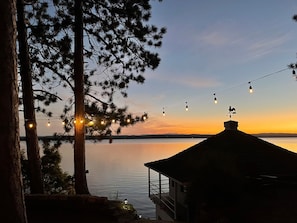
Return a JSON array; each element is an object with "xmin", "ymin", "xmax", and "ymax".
[{"xmin": 20, "ymin": 133, "xmax": 297, "ymax": 141}]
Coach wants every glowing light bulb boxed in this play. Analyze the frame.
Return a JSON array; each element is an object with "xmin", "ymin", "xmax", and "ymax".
[
  {"xmin": 185, "ymin": 102, "xmax": 189, "ymax": 111},
  {"xmin": 249, "ymin": 86, "xmax": 253, "ymax": 93},
  {"xmin": 162, "ymin": 107, "xmax": 165, "ymax": 116},
  {"xmin": 248, "ymin": 82, "xmax": 253, "ymax": 93},
  {"xmin": 47, "ymin": 120, "xmax": 51, "ymax": 127},
  {"xmin": 213, "ymin": 93, "xmax": 218, "ymax": 104},
  {"xmin": 142, "ymin": 113, "xmax": 147, "ymax": 120}
]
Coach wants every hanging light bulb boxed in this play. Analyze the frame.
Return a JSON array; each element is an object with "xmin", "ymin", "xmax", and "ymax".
[
  {"xmin": 162, "ymin": 107, "xmax": 165, "ymax": 116},
  {"xmin": 248, "ymin": 82, "xmax": 253, "ymax": 93},
  {"xmin": 142, "ymin": 113, "xmax": 147, "ymax": 120},
  {"xmin": 47, "ymin": 119, "xmax": 51, "ymax": 127},
  {"xmin": 292, "ymin": 69, "xmax": 297, "ymax": 80},
  {"xmin": 27, "ymin": 122, "xmax": 34, "ymax": 129},
  {"xmin": 185, "ymin": 101, "xmax": 189, "ymax": 111},
  {"xmin": 213, "ymin": 93, "xmax": 218, "ymax": 104}
]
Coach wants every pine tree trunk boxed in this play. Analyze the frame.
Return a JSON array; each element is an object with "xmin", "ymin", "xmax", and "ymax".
[
  {"xmin": 74, "ymin": 0, "xmax": 89, "ymax": 194},
  {"xmin": 16, "ymin": 0, "xmax": 44, "ymax": 194},
  {"xmin": 0, "ymin": 0, "xmax": 27, "ymax": 222}
]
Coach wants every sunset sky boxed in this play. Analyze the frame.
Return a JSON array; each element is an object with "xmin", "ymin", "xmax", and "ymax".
[{"xmin": 22, "ymin": 0, "xmax": 297, "ymax": 136}]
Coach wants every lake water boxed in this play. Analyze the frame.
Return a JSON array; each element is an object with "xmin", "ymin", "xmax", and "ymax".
[{"xmin": 22, "ymin": 137, "xmax": 297, "ymax": 219}]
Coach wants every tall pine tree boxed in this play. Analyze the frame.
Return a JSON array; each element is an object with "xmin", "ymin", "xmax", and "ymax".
[
  {"xmin": 0, "ymin": 0, "xmax": 27, "ymax": 221},
  {"xmin": 24, "ymin": 0, "xmax": 166, "ymax": 193}
]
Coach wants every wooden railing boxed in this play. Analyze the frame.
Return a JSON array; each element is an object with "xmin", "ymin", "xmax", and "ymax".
[{"xmin": 149, "ymin": 180, "xmax": 175, "ymax": 219}]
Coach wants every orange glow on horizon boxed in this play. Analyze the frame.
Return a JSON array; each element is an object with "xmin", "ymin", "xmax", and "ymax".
[{"xmin": 120, "ymin": 112, "xmax": 297, "ymax": 135}]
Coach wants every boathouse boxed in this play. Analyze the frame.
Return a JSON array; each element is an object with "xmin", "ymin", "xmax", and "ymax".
[{"xmin": 144, "ymin": 120, "xmax": 297, "ymax": 222}]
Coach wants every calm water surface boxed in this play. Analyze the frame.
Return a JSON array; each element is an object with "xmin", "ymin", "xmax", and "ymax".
[{"xmin": 27, "ymin": 137, "xmax": 297, "ymax": 219}]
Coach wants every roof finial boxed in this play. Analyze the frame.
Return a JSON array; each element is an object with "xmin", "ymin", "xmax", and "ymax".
[{"xmin": 228, "ymin": 106, "xmax": 236, "ymax": 119}]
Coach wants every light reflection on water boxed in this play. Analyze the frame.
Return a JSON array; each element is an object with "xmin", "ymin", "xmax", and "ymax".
[
  {"xmin": 59, "ymin": 138, "xmax": 202, "ymax": 219},
  {"xmin": 21, "ymin": 137, "xmax": 297, "ymax": 219}
]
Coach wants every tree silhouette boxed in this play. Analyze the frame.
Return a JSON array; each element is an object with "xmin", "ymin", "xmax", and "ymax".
[
  {"xmin": 17, "ymin": 0, "xmax": 44, "ymax": 194},
  {"xmin": 24, "ymin": 0, "xmax": 166, "ymax": 194},
  {"xmin": 0, "ymin": 0, "xmax": 27, "ymax": 221}
]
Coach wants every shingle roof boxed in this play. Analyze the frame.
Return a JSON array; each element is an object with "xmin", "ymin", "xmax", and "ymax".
[{"xmin": 145, "ymin": 127, "xmax": 297, "ymax": 183}]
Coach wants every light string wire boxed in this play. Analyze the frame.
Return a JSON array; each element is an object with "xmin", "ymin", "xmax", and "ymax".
[
  {"xmin": 162, "ymin": 67, "xmax": 291, "ymax": 115},
  {"xmin": 20, "ymin": 67, "xmax": 293, "ymax": 128},
  {"xmin": 213, "ymin": 67, "xmax": 289, "ymax": 96}
]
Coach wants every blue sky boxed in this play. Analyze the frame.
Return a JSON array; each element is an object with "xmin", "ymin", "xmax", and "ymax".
[
  {"xmin": 124, "ymin": 0, "xmax": 297, "ymax": 134},
  {"xmin": 25, "ymin": 0, "xmax": 297, "ymax": 136}
]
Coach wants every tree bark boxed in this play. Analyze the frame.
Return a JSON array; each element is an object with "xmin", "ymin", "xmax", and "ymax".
[
  {"xmin": 74, "ymin": 0, "xmax": 89, "ymax": 194},
  {"xmin": 0, "ymin": 0, "xmax": 27, "ymax": 222},
  {"xmin": 16, "ymin": 0, "xmax": 44, "ymax": 194}
]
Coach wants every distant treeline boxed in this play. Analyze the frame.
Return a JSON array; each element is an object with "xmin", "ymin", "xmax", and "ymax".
[{"xmin": 19, "ymin": 133, "xmax": 297, "ymax": 141}]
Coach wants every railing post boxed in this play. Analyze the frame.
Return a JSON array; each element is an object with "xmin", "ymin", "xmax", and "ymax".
[
  {"xmin": 174, "ymin": 181, "xmax": 177, "ymax": 219},
  {"xmin": 159, "ymin": 173, "xmax": 162, "ymax": 199},
  {"xmin": 148, "ymin": 168, "xmax": 151, "ymax": 197}
]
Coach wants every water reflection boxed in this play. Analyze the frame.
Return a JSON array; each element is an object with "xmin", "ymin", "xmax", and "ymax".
[{"xmin": 58, "ymin": 138, "xmax": 202, "ymax": 218}]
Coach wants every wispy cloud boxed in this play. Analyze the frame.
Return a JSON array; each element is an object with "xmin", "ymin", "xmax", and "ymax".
[
  {"xmin": 148, "ymin": 71, "xmax": 221, "ymax": 88},
  {"xmin": 173, "ymin": 76, "xmax": 221, "ymax": 88},
  {"xmin": 246, "ymin": 34, "xmax": 290, "ymax": 59},
  {"xmin": 194, "ymin": 22, "xmax": 244, "ymax": 47},
  {"xmin": 193, "ymin": 21, "xmax": 290, "ymax": 54}
]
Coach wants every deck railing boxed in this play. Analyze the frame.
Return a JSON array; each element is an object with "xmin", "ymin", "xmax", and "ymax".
[{"xmin": 149, "ymin": 179, "xmax": 175, "ymax": 219}]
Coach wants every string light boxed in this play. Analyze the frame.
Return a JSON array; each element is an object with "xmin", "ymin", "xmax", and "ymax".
[
  {"xmin": 88, "ymin": 120, "xmax": 94, "ymax": 126},
  {"xmin": 25, "ymin": 119, "xmax": 35, "ymax": 129},
  {"xmin": 213, "ymin": 93, "xmax": 218, "ymax": 104},
  {"xmin": 142, "ymin": 113, "xmax": 148, "ymax": 120},
  {"xmin": 289, "ymin": 63, "xmax": 297, "ymax": 79},
  {"xmin": 159, "ymin": 67, "xmax": 289, "ymax": 115},
  {"xmin": 248, "ymin": 82, "xmax": 253, "ymax": 93},
  {"xmin": 39, "ymin": 111, "xmax": 147, "ymax": 127},
  {"xmin": 185, "ymin": 101, "xmax": 189, "ymax": 111},
  {"xmin": 292, "ymin": 69, "xmax": 297, "ymax": 80},
  {"xmin": 23, "ymin": 66, "xmax": 293, "ymax": 127}
]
